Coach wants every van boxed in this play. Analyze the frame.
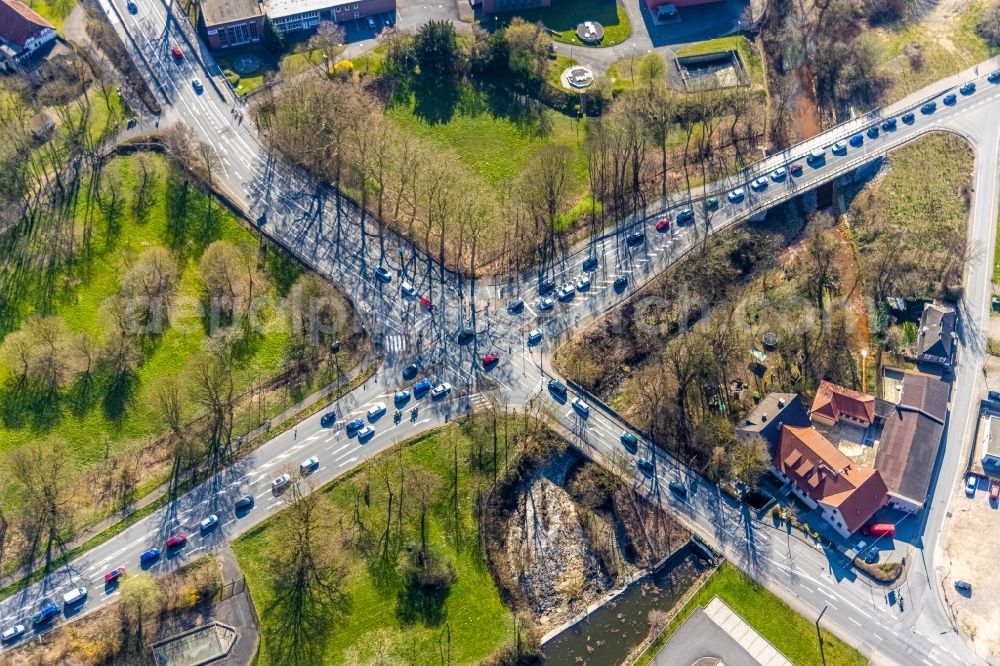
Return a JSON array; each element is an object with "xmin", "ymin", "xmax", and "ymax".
[{"xmin": 62, "ymin": 587, "xmax": 87, "ymax": 606}]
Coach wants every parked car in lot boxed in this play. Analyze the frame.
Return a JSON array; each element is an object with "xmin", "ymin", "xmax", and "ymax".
[
  {"xmin": 966, "ymin": 475, "xmax": 978, "ymax": 496},
  {"xmin": 320, "ymin": 411, "xmax": 336, "ymax": 427},
  {"xmin": 849, "ymin": 133, "xmax": 864, "ymax": 147},
  {"xmin": 861, "ymin": 523, "xmax": 895, "ymax": 537},
  {"xmin": 507, "ymin": 298, "xmax": 524, "ymax": 314},
  {"xmin": 539, "ymin": 279, "xmax": 556, "ymax": 295},
  {"xmin": 881, "ymin": 117, "xmax": 897, "ymax": 131},
  {"xmin": 143, "ymin": 538, "xmax": 171, "ymax": 560},
  {"xmin": 806, "ymin": 148, "xmax": 825, "ymax": 165},
  {"xmin": 788, "ymin": 162, "xmax": 803, "ymax": 176},
  {"xmin": 831, "ymin": 140, "xmax": 848, "ymax": 154},
  {"xmin": 557, "ymin": 285, "xmax": 575, "ymax": 301},
  {"xmin": 235, "ymin": 495, "xmax": 253, "ymax": 512},
  {"xmin": 863, "ymin": 546, "xmax": 880, "ymax": 564},
  {"xmin": 675, "ymin": 208, "xmax": 695, "ymax": 224},
  {"xmin": 31, "ymin": 601, "xmax": 60, "ymax": 626},
  {"xmin": 668, "ymin": 480, "xmax": 687, "ymax": 497},
  {"xmin": 300, "ymin": 456, "xmax": 319, "ymax": 473},
  {"xmin": 770, "ymin": 167, "xmax": 787, "ymax": 182},
  {"xmin": 367, "ymin": 16, "xmax": 377, "ymax": 29},
  {"xmin": 991, "ymin": 479, "xmax": 1000, "ymax": 502},
  {"xmin": 166, "ymin": 533, "xmax": 187, "ymax": 548},
  {"xmin": 548, "ymin": 379, "xmax": 567, "ymax": 397},
  {"xmin": 374, "ymin": 265, "xmax": 392, "ymax": 283},
  {"xmin": 575, "ymin": 275, "xmax": 591, "ymax": 292},
  {"xmin": 636, "ymin": 459, "xmax": 654, "ymax": 474},
  {"xmin": 199, "ymin": 514, "xmax": 219, "ymax": 531},
  {"xmin": 728, "ymin": 188, "xmax": 745, "ymax": 203},
  {"xmin": 866, "ymin": 125, "xmax": 879, "ymax": 139},
  {"xmin": 955, "ymin": 579, "xmax": 973, "ymax": 593},
  {"xmin": 400, "ymin": 281, "xmax": 416, "ymax": 297},
  {"xmin": 527, "ymin": 329, "xmax": 543, "ymax": 345},
  {"xmin": 655, "ymin": 216, "xmax": 671, "ymax": 231},
  {"xmin": 613, "ymin": 274, "xmax": 628, "ymax": 290},
  {"xmin": 538, "ymin": 296, "xmax": 554, "ymax": 311},
  {"xmin": 582, "ymin": 255, "xmax": 598, "ymax": 272},
  {"xmin": 920, "ymin": 101, "xmax": 937, "ymax": 114},
  {"xmin": 1, "ymin": 623, "xmax": 25, "ymax": 642},
  {"xmin": 943, "ymin": 92, "xmax": 957, "ymax": 105},
  {"xmin": 626, "ymin": 231, "xmax": 645, "ymax": 246},
  {"xmin": 572, "ymin": 397, "xmax": 589, "ymax": 417},
  {"xmin": 960, "ymin": 82, "xmax": 976, "ymax": 95},
  {"xmin": 271, "ymin": 474, "xmax": 291, "ymax": 492},
  {"xmin": 346, "ymin": 417, "xmax": 365, "ymax": 433},
  {"xmin": 358, "ymin": 426, "xmax": 375, "ymax": 441},
  {"xmin": 104, "ymin": 567, "xmax": 126, "ymax": 584},
  {"xmin": 750, "ymin": 177, "xmax": 768, "ymax": 192},
  {"xmin": 431, "ymin": 382, "xmax": 452, "ymax": 399},
  {"xmin": 367, "ymin": 402, "xmax": 387, "ymax": 420},
  {"xmin": 902, "ymin": 111, "xmax": 915, "ymax": 124},
  {"xmin": 620, "ymin": 431, "xmax": 638, "ymax": 449}
]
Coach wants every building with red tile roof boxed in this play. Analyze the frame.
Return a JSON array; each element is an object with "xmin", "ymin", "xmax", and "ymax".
[
  {"xmin": 773, "ymin": 424, "xmax": 888, "ymax": 537},
  {"xmin": 810, "ymin": 380, "xmax": 877, "ymax": 428},
  {"xmin": 0, "ymin": 0, "xmax": 56, "ymax": 70}
]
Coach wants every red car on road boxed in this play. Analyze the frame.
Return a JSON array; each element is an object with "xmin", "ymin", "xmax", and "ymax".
[
  {"xmin": 104, "ymin": 567, "xmax": 126, "ymax": 584},
  {"xmin": 165, "ymin": 533, "xmax": 187, "ymax": 549},
  {"xmin": 483, "ymin": 354, "xmax": 499, "ymax": 367},
  {"xmin": 419, "ymin": 297, "xmax": 433, "ymax": 312},
  {"xmin": 171, "ymin": 45, "xmax": 182, "ymax": 60},
  {"xmin": 789, "ymin": 162, "xmax": 803, "ymax": 176},
  {"xmin": 654, "ymin": 217, "xmax": 670, "ymax": 232}
]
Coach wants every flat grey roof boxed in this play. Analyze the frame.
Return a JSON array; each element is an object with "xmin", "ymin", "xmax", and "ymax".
[{"xmin": 201, "ymin": 0, "xmax": 261, "ymax": 27}]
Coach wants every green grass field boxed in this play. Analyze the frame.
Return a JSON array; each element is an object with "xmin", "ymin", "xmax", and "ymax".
[
  {"xmin": 637, "ymin": 563, "xmax": 867, "ymax": 666},
  {"xmin": 498, "ymin": 0, "xmax": 632, "ymax": 47},
  {"xmin": 234, "ymin": 422, "xmax": 518, "ymax": 664},
  {"xmin": 26, "ymin": 0, "xmax": 76, "ymax": 33}
]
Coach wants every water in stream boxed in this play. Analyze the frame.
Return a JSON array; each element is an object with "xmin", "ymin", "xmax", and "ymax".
[{"xmin": 540, "ymin": 543, "xmax": 710, "ymax": 666}]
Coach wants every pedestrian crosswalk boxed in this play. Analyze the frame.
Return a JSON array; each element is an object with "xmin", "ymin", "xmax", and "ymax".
[{"xmin": 386, "ymin": 335, "xmax": 407, "ymax": 353}]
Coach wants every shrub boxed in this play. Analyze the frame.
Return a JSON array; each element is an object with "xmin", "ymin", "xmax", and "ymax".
[
  {"xmin": 332, "ymin": 59, "xmax": 354, "ymax": 79},
  {"xmin": 223, "ymin": 69, "xmax": 240, "ymax": 86},
  {"xmin": 977, "ymin": 1, "xmax": 1000, "ymax": 48}
]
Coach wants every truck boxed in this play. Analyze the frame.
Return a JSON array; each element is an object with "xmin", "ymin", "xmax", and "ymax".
[{"xmin": 861, "ymin": 523, "xmax": 896, "ymax": 538}]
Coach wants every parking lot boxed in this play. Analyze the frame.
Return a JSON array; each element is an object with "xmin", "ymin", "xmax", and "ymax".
[
  {"xmin": 941, "ymin": 465, "xmax": 1000, "ymax": 657},
  {"xmin": 341, "ymin": 10, "xmax": 396, "ymax": 44}
]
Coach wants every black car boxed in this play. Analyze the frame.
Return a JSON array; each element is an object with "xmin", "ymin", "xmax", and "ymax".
[
  {"xmin": 547, "ymin": 379, "xmax": 567, "ymax": 398},
  {"xmin": 866, "ymin": 126, "xmax": 879, "ymax": 139},
  {"xmin": 320, "ymin": 411, "xmax": 336, "ymax": 427},
  {"xmin": 613, "ymin": 275, "xmax": 628, "ymax": 290},
  {"xmin": 920, "ymin": 101, "xmax": 936, "ymax": 114},
  {"xmin": 637, "ymin": 459, "xmax": 654, "ymax": 474},
  {"xmin": 456, "ymin": 329, "xmax": 475, "ymax": 345},
  {"xmin": 538, "ymin": 279, "xmax": 556, "ymax": 296},
  {"xmin": 902, "ymin": 112, "xmax": 915, "ymax": 124},
  {"xmin": 626, "ymin": 231, "xmax": 645, "ymax": 246},
  {"xmin": 668, "ymin": 480, "xmax": 687, "ymax": 497},
  {"xmin": 402, "ymin": 363, "xmax": 419, "ymax": 380},
  {"xmin": 582, "ymin": 255, "xmax": 598, "ymax": 272},
  {"xmin": 235, "ymin": 495, "xmax": 254, "ymax": 512},
  {"xmin": 881, "ymin": 117, "xmax": 897, "ymax": 131},
  {"xmin": 507, "ymin": 298, "xmax": 524, "ymax": 314},
  {"xmin": 943, "ymin": 93, "xmax": 957, "ymax": 105}
]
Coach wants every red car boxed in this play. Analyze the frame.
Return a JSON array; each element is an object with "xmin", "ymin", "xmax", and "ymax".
[
  {"xmin": 104, "ymin": 567, "xmax": 126, "ymax": 584},
  {"xmin": 654, "ymin": 217, "xmax": 670, "ymax": 232},
  {"xmin": 419, "ymin": 297, "xmax": 433, "ymax": 312},
  {"xmin": 170, "ymin": 45, "xmax": 182, "ymax": 60},
  {"xmin": 991, "ymin": 479, "xmax": 999, "ymax": 502},
  {"xmin": 165, "ymin": 533, "xmax": 187, "ymax": 548},
  {"xmin": 789, "ymin": 162, "xmax": 803, "ymax": 176},
  {"xmin": 483, "ymin": 354, "xmax": 499, "ymax": 367}
]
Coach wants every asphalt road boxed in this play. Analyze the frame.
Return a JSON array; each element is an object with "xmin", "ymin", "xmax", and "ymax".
[{"xmin": 1, "ymin": 2, "xmax": 999, "ymax": 663}]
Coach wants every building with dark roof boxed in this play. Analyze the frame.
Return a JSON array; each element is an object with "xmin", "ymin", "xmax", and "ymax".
[
  {"xmin": 874, "ymin": 372, "xmax": 950, "ymax": 512},
  {"xmin": 773, "ymin": 424, "xmax": 888, "ymax": 537},
  {"xmin": 737, "ymin": 392, "xmax": 810, "ymax": 448},
  {"xmin": 916, "ymin": 302, "xmax": 956, "ymax": 367},
  {"xmin": 200, "ymin": 0, "xmax": 263, "ymax": 49},
  {"xmin": 0, "ymin": 0, "xmax": 56, "ymax": 71}
]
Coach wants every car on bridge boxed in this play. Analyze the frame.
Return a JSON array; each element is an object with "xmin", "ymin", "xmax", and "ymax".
[
  {"xmin": 31, "ymin": 601, "xmax": 60, "ymax": 626},
  {"xmin": 527, "ymin": 329, "xmax": 543, "ymax": 345},
  {"xmin": 770, "ymin": 167, "xmax": 786, "ymax": 182},
  {"xmin": 943, "ymin": 93, "xmax": 957, "ymax": 105},
  {"xmin": 367, "ymin": 402, "xmax": 387, "ymax": 420},
  {"xmin": 849, "ymin": 133, "xmax": 864, "ymax": 147},
  {"xmin": 431, "ymin": 382, "xmax": 452, "ymax": 399},
  {"xmin": 806, "ymin": 148, "xmax": 825, "ymax": 165},
  {"xmin": 626, "ymin": 231, "xmax": 645, "ymax": 246},
  {"xmin": 675, "ymin": 208, "xmax": 695, "ymax": 224},
  {"xmin": 104, "ymin": 567, "xmax": 126, "ymax": 584},
  {"xmin": 902, "ymin": 112, "xmax": 915, "ymax": 124},
  {"xmin": 575, "ymin": 275, "xmax": 591, "ymax": 292},
  {"xmin": 538, "ymin": 296, "xmax": 554, "ymax": 311},
  {"xmin": 1, "ymin": 623, "xmax": 25, "ymax": 643},
  {"xmin": 557, "ymin": 285, "xmax": 575, "ymax": 301},
  {"xmin": 374, "ymin": 266, "xmax": 392, "ymax": 283},
  {"xmin": 199, "ymin": 514, "xmax": 219, "ymax": 531},
  {"xmin": 548, "ymin": 379, "xmax": 567, "ymax": 398},
  {"xmin": 832, "ymin": 140, "xmax": 848, "ymax": 155},
  {"xmin": 990, "ymin": 70, "xmax": 1000, "ymax": 83},
  {"xmin": 358, "ymin": 426, "xmax": 375, "ymax": 441},
  {"xmin": 507, "ymin": 298, "xmax": 524, "ymax": 314},
  {"xmin": 413, "ymin": 378, "xmax": 432, "ymax": 397},
  {"xmin": 655, "ymin": 216, "xmax": 671, "ymax": 231},
  {"xmin": 788, "ymin": 162, "xmax": 803, "ymax": 176},
  {"xmin": 961, "ymin": 82, "xmax": 976, "ymax": 95},
  {"xmin": 191, "ymin": 78, "xmax": 204, "ymax": 94},
  {"xmin": 320, "ymin": 411, "xmax": 336, "ymax": 427},
  {"xmin": 866, "ymin": 125, "xmax": 879, "ymax": 139},
  {"xmin": 920, "ymin": 101, "xmax": 936, "ymax": 114},
  {"xmin": 727, "ymin": 188, "xmax": 745, "ymax": 203},
  {"xmin": 881, "ymin": 117, "xmax": 897, "ymax": 131},
  {"xmin": 750, "ymin": 177, "xmax": 768, "ymax": 192},
  {"xmin": 582, "ymin": 255, "xmax": 598, "ymax": 272},
  {"xmin": 571, "ymin": 397, "xmax": 589, "ymax": 417}
]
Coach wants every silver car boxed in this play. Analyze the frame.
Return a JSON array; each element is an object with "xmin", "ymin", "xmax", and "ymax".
[{"xmin": 271, "ymin": 474, "xmax": 291, "ymax": 491}]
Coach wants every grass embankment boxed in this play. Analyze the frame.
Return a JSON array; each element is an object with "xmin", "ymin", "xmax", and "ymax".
[
  {"xmin": 636, "ymin": 563, "xmax": 868, "ymax": 666},
  {"xmin": 499, "ymin": 0, "xmax": 631, "ymax": 47},
  {"xmin": 26, "ymin": 0, "xmax": 76, "ymax": 32},
  {"xmin": 234, "ymin": 419, "xmax": 523, "ymax": 664}
]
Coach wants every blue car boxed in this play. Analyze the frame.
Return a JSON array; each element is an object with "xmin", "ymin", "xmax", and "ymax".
[
  {"xmin": 675, "ymin": 208, "xmax": 695, "ymax": 224},
  {"xmin": 582, "ymin": 255, "xmax": 598, "ymax": 272},
  {"xmin": 413, "ymin": 378, "xmax": 432, "ymax": 397},
  {"xmin": 139, "ymin": 548, "xmax": 160, "ymax": 565},
  {"xmin": 345, "ymin": 418, "xmax": 364, "ymax": 433},
  {"xmin": 849, "ymin": 133, "xmax": 863, "ymax": 147},
  {"xmin": 31, "ymin": 601, "xmax": 60, "ymax": 626},
  {"xmin": 374, "ymin": 266, "xmax": 392, "ymax": 283},
  {"xmin": 902, "ymin": 112, "xmax": 915, "ymax": 124},
  {"xmin": 866, "ymin": 126, "xmax": 879, "ymax": 139},
  {"xmin": 920, "ymin": 101, "xmax": 936, "ymax": 114},
  {"xmin": 960, "ymin": 82, "xmax": 976, "ymax": 95},
  {"xmin": 881, "ymin": 117, "xmax": 897, "ymax": 131},
  {"xmin": 320, "ymin": 411, "xmax": 336, "ymax": 427},
  {"xmin": 943, "ymin": 93, "xmax": 957, "ymax": 105},
  {"xmin": 394, "ymin": 390, "xmax": 410, "ymax": 406},
  {"xmin": 990, "ymin": 71, "xmax": 1000, "ymax": 83}
]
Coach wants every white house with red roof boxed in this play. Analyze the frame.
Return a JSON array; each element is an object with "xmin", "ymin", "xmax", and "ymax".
[{"xmin": 0, "ymin": 0, "xmax": 56, "ymax": 71}]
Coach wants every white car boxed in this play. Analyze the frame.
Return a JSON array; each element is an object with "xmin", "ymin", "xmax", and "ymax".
[
  {"xmin": 538, "ymin": 297, "xmax": 554, "ymax": 311},
  {"xmin": 966, "ymin": 475, "xmax": 978, "ymax": 496},
  {"xmin": 300, "ymin": 456, "xmax": 319, "ymax": 473},
  {"xmin": 750, "ymin": 177, "xmax": 768, "ymax": 192},
  {"xmin": 527, "ymin": 329, "xmax": 543, "ymax": 345},
  {"xmin": 400, "ymin": 281, "xmax": 416, "ymax": 297},
  {"xmin": 575, "ymin": 275, "xmax": 591, "ymax": 292},
  {"xmin": 367, "ymin": 402, "xmax": 387, "ymax": 420},
  {"xmin": 62, "ymin": 586, "xmax": 87, "ymax": 606},
  {"xmin": 557, "ymin": 285, "xmax": 575, "ymax": 301},
  {"xmin": 770, "ymin": 167, "xmax": 787, "ymax": 181},
  {"xmin": 271, "ymin": 474, "xmax": 291, "ymax": 491},
  {"xmin": 199, "ymin": 514, "xmax": 219, "ymax": 531},
  {"xmin": 431, "ymin": 382, "xmax": 452, "ymax": 399},
  {"xmin": 727, "ymin": 188, "xmax": 745, "ymax": 203},
  {"xmin": 1, "ymin": 624, "xmax": 25, "ymax": 643},
  {"xmin": 572, "ymin": 397, "xmax": 590, "ymax": 417}
]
